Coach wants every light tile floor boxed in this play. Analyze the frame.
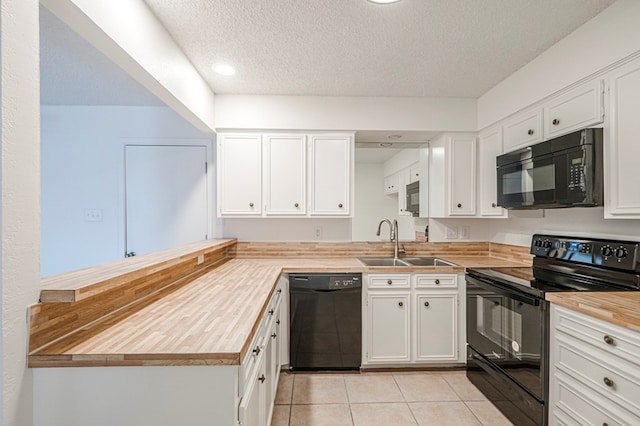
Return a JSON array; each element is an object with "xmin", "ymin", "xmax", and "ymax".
[{"xmin": 272, "ymin": 370, "xmax": 514, "ymax": 426}]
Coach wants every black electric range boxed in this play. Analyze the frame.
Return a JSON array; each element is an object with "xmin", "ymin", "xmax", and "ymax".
[{"xmin": 466, "ymin": 234, "xmax": 640, "ymax": 426}]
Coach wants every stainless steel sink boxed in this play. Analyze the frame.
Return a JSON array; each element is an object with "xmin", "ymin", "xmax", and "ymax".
[
  {"xmin": 401, "ymin": 257, "xmax": 457, "ymax": 267},
  {"xmin": 358, "ymin": 257, "xmax": 410, "ymax": 267},
  {"xmin": 358, "ymin": 257, "xmax": 457, "ymax": 267}
]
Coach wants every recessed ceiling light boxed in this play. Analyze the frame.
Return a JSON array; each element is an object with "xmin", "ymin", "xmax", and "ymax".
[
  {"xmin": 367, "ymin": 0, "xmax": 402, "ymax": 4},
  {"xmin": 213, "ymin": 63, "xmax": 236, "ymax": 76},
  {"xmin": 379, "ymin": 143, "xmax": 393, "ymax": 147},
  {"xmin": 387, "ymin": 135, "xmax": 402, "ymax": 140}
]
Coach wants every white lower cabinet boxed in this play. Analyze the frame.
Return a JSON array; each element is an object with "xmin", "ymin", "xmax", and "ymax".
[
  {"xmin": 367, "ymin": 291, "xmax": 411, "ymax": 363},
  {"xmin": 549, "ymin": 304, "xmax": 640, "ymax": 425},
  {"xmin": 364, "ymin": 273, "xmax": 464, "ymax": 366},
  {"xmin": 415, "ymin": 292, "xmax": 458, "ymax": 361}
]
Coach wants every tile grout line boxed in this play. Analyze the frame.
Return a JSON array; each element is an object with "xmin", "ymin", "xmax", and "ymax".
[{"xmin": 391, "ymin": 373, "xmax": 420, "ymax": 425}]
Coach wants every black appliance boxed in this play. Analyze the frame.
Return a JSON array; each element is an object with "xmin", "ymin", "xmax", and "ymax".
[
  {"xmin": 496, "ymin": 128, "xmax": 603, "ymax": 209},
  {"xmin": 289, "ymin": 273, "xmax": 362, "ymax": 371},
  {"xmin": 466, "ymin": 234, "xmax": 640, "ymax": 426},
  {"xmin": 406, "ymin": 181, "xmax": 419, "ymax": 216}
]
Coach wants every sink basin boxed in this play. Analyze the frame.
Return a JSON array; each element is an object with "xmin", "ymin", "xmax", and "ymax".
[
  {"xmin": 401, "ymin": 257, "xmax": 457, "ymax": 267},
  {"xmin": 358, "ymin": 257, "xmax": 410, "ymax": 267},
  {"xmin": 358, "ymin": 257, "xmax": 457, "ymax": 267}
]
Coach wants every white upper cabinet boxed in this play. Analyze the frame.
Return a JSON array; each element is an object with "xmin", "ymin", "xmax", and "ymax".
[
  {"xmin": 218, "ymin": 134, "xmax": 262, "ymax": 216},
  {"xmin": 264, "ymin": 134, "xmax": 306, "ymax": 215},
  {"xmin": 605, "ymin": 58, "xmax": 640, "ymax": 218},
  {"xmin": 309, "ymin": 135, "xmax": 352, "ymax": 216},
  {"xmin": 477, "ymin": 127, "xmax": 507, "ymax": 217},
  {"xmin": 502, "ymin": 108, "xmax": 543, "ymax": 153},
  {"xmin": 544, "ymin": 79, "xmax": 604, "ymax": 140},
  {"xmin": 383, "ymin": 173, "xmax": 399, "ymax": 195},
  {"xmin": 217, "ymin": 132, "xmax": 352, "ymax": 218},
  {"xmin": 449, "ymin": 136, "xmax": 476, "ymax": 215},
  {"xmin": 429, "ymin": 134, "xmax": 476, "ymax": 217}
]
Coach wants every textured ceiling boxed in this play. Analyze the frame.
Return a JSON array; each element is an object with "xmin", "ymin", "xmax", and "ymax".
[
  {"xmin": 144, "ymin": 0, "xmax": 616, "ymax": 97},
  {"xmin": 39, "ymin": 6, "xmax": 164, "ymax": 106}
]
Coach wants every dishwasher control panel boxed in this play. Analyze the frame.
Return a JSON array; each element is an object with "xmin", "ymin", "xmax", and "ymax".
[{"xmin": 329, "ymin": 275, "xmax": 361, "ymax": 289}]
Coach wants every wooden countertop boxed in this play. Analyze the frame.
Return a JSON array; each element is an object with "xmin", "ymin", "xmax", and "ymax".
[
  {"xmin": 29, "ymin": 255, "xmax": 527, "ymax": 368},
  {"xmin": 546, "ymin": 292, "xmax": 640, "ymax": 333},
  {"xmin": 39, "ymin": 239, "xmax": 237, "ymax": 302}
]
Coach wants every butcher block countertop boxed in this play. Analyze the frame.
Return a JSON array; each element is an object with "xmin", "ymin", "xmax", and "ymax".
[
  {"xmin": 29, "ymin": 254, "xmax": 527, "ymax": 368},
  {"xmin": 546, "ymin": 292, "xmax": 640, "ymax": 333}
]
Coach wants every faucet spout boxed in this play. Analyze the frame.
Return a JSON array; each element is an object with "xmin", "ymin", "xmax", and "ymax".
[
  {"xmin": 376, "ymin": 219, "xmax": 393, "ymax": 239},
  {"xmin": 377, "ymin": 219, "xmax": 403, "ymax": 260}
]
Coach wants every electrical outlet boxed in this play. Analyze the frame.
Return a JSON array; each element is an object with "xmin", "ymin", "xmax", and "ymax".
[
  {"xmin": 459, "ymin": 226, "xmax": 470, "ymax": 239},
  {"xmin": 84, "ymin": 208, "xmax": 103, "ymax": 222},
  {"xmin": 197, "ymin": 254, "xmax": 204, "ymax": 265},
  {"xmin": 445, "ymin": 226, "xmax": 458, "ymax": 239},
  {"xmin": 313, "ymin": 225, "xmax": 323, "ymax": 240}
]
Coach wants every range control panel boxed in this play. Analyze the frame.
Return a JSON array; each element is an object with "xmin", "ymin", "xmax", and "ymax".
[{"xmin": 531, "ymin": 234, "xmax": 639, "ymax": 271}]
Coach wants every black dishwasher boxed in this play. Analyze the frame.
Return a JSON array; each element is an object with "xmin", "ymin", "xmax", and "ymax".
[{"xmin": 289, "ymin": 273, "xmax": 362, "ymax": 371}]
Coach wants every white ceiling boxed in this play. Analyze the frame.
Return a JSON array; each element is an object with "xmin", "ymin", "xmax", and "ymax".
[{"xmin": 144, "ymin": 0, "xmax": 615, "ymax": 98}]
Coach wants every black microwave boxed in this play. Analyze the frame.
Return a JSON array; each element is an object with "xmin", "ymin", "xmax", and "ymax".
[
  {"xmin": 496, "ymin": 128, "xmax": 603, "ymax": 209},
  {"xmin": 406, "ymin": 181, "xmax": 419, "ymax": 216}
]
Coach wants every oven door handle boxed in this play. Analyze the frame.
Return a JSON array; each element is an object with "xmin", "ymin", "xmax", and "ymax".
[{"xmin": 466, "ymin": 275, "xmax": 541, "ymax": 306}]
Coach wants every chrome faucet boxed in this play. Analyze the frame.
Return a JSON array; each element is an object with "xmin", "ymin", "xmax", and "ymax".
[{"xmin": 376, "ymin": 219, "xmax": 406, "ymax": 260}]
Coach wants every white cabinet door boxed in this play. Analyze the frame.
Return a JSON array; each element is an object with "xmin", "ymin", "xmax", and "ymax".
[
  {"xmin": 544, "ymin": 79, "xmax": 604, "ymax": 139},
  {"xmin": 415, "ymin": 292, "xmax": 457, "ymax": 361},
  {"xmin": 309, "ymin": 135, "xmax": 352, "ymax": 215},
  {"xmin": 502, "ymin": 109, "xmax": 543, "ymax": 153},
  {"xmin": 383, "ymin": 173, "xmax": 399, "ymax": 194},
  {"xmin": 218, "ymin": 134, "xmax": 262, "ymax": 216},
  {"xmin": 409, "ymin": 163, "xmax": 421, "ymax": 183},
  {"xmin": 264, "ymin": 134, "xmax": 306, "ymax": 215},
  {"xmin": 477, "ymin": 127, "xmax": 508, "ymax": 217},
  {"xmin": 448, "ymin": 135, "xmax": 477, "ymax": 216},
  {"xmin": 367, "ymin": 292, "xmax": 411, "ymax": 363},
  {"xmin": 606, "ymin": 59, "xmax": 640, "ymax": 218},
  {"xmin": 239, "ymin": 353, "xmax": 266, "ymax": 426}
]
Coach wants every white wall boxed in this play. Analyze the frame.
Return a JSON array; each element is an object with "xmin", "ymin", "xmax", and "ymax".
[
  {"xmin": 222, "ymin": 218, "xmax": 351, "ymax": 242},
  {"xmin": 352, "ymin": 163, "xmax": 398, "ymax": 241},
  {"xmin": 489, "ymin": 208, "xmax": 640, "ymax": 247},
  {"xmin": 478, "ymin": 0, "xmax": 640, "ymax": 129},
  {"xmin": 41, "ymin": 106, "xmax": 213, "ymax": 276},
  {"xmin": 215, "ymin": 95, "xmax": 477, "ymax": 132},
  {"xmin": 1, "ymin": 0, "xmax": 41, "ymax": 424},
  {"xmin": 41, "ymin": 0, "xmax": 217, "ymax": 133}
]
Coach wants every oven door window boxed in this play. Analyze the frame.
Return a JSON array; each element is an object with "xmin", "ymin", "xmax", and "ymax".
[
  {"xmin": 466, "ymin": 276, "xmax": 545, "ymax": 400},
  {"xmin": 497, "ymin": 153, "xmax": 555, "ymax": 207}
]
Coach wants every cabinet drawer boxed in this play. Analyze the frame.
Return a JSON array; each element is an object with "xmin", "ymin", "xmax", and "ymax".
[
  {"xmin": 502, "ymin": 109, "xmax": 543, "ymax": 152},
  {"xmin": 553, "ymin": 370, "xmax": 638, "ymax": 426},
  {"xmin": 555, "ymin": 332, "xmax": 640, "ymax": 414},
  {"xmin": 368, "ymin": 274, "xmax": 410, "ymax": 289},
  {"xmin": 414, "ymin": 274, "xmax": 457, "ymax": 289},
  {"xmin": 544, "ymin": 79, "xmax": 604, "ymax": 139},
  {"xmin": 553, "ymin": 305, "xmax": 640, "ymax": 366}
]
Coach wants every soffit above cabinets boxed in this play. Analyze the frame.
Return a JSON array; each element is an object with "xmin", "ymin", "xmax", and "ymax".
[{"xmin": 144, "ymin": 0, "xmax": 615, "ymax": 98}]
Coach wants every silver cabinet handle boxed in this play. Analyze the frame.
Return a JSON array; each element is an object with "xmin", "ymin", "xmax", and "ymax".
[
  {"xmin": 491, "ymin": 202, "xmax": 497, "ymax": 208},
  {"xmin": 398, "ymin": 301, "xmax": 403, "ymax": 307},
  {"xmin": 457, "ymin": 203, "xmax": 462, "ymax": 208},
  {"xmin": 268, "ymin": 309, "xmax": 274, "ymax": 316},
  {"xmin": 552, "ymin": 118, "xmax": 560, "ymax": 125},
  {"xmin": 271, "ymin": 333, "xmax": 277, "ymax": 339},
  {"xmin": 527, "ymin": 129, "xmax": 534, "ymax": 135},
  {"xmin": 252, "ymin": 345, "xmax": 261, "ymax": 356},
  {"xmin": 258, "ymin": 375, "xmax": 266, "ymax": 383},
  {"xmin": 249, "ymin": 202, "xmax": 254, "ymax": 207},
  {"xmin": 387, "ymin": 280, "xmax": 393, "ymax": 285},
  {"xmin": 603, "ymin": 377, "xmax": 614, "ymax": 388},
  {"xmin": 338, "ymin": 203, "xmax": 343, "ymax": 208},
  {"xmin": 603, "ymin": 335, "xmax": 615, "ymax": 345},
  {"xmin": 276, "ymin": 320, "xmax": 280, "ymax": 325},
  {"xmin": 294, "ymin": 203, "xmax": 299, "ymax": 208},
  {"xmin": 435, "ymin": 279, "xmax": 440, "ymax": 285},
  {"xmin": 424, "ymin": 301, "xmax": 429, "ymax": 307}
]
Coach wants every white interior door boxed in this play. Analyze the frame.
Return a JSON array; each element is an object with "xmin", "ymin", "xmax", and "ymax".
[{"xmin": 125, "ymin": 145, "xmax": 208, "ymax": 257}]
